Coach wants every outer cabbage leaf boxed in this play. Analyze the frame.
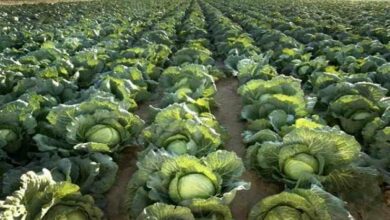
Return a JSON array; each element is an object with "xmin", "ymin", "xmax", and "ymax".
[
  {"xmin": 1, "ymin": 153, "xmax": 117, "ymax": 198},
  {"xmin": 171, "ymin": 47, "xmax": 215, "ymax": 66},
  {"xmin": 248, "ymin": 185, "xmax": 352, "ymax": 220},
  {"xmin": 238, "ymin": 76, "xmax": 308, "ymax": 131},
  {"xmin": 0, "ymin": 169, "xmax": 103, "ymax": 220},
  {"xmin": 137, "ymin": 203, "xmax": 195, "ymax": 220},
  {"xmin": 159, "ymin": 64, "xmax": 217, "ymax": 110},
  {"xmin": 330, "ymin": 95, "xmax": 381, "ymax": 134},
  {"xmin": 236, "ymin": 52, "xmax": 276, "ymax": 84}
]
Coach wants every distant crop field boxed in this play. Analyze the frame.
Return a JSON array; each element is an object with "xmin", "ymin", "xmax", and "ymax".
[
  {"xmin": 0, "ymin": 0, "xmax": 389, "ymax": 219},
  {"xmin": 0, "ymin": 0, "xmax": 91, "ymax": 5}
]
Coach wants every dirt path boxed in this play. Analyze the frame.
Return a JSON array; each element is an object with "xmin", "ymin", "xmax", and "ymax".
[
  {"xmin": 213, "ymin": 78, "xmax": 282, "ymax": 220},
  {"xmin": 105, "ymin": 147, "xmax": 138, "ymax": 220},
  {"xmin": 105, "ymin": 98, "xmax": 160, "ymax": 220}
]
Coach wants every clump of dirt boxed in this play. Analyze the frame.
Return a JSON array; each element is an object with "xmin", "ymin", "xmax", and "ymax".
[{"xmin": 385, "ymin": 190, "xmax": 390, "ymax": 206}]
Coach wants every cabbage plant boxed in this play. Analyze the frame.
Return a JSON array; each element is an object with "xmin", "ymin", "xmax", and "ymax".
[
  {"xmin": 71, "ymin": 49, "xmax": 108, "ymax": 88},
  {"xmin": 141, "ymin": 103, "xmax": 224, "ymax": 157},
  {"xmin": 137, "ymin": 203, "xmax": 196, "ymax": 220},
  {"xmin": 68, "ymin": 87, "xmax": 138, "ymax": 112},
  {"xmin": 0, "ymin": 169, "xmax": 103, "ymax": 220},
  {"xmin": 363, "ymin": 107, "xmax": 390, "ymax": 159},
  {"xmin": 248, "ymin": 185, "xmax": 352, "ymax": 220},
  {"xmin": 247, "ymin": 127, "xmax": 361, "ymax": 186},
  {"xmin": 238, "ymin": 75, "xmax": 308, "ymax": 131},
  {"xmin": 126, "ymin": 150, "xmax": 249, "ymax": 219},
  {"xmin": 236, "ymin": 56, "xmax": 277, "ymax": 84},
  {"xmin": 93, "ymin": 75, "xmax": 142, "ymax": 110},
  {"xmin": 242, "ymin": 129, "xmax": 281, "ymax": 146},
  {"xmin": 137, "ymin": 201, "xmax": 232, "ymax": 220},
  {"xmin": 309, "ymin": 72, "xmax": 342, "ymax": 94},
  {"xmin": 310, "ymin": 73, "xmax": 388, "ymax": 134},
  {"xmin": 372, "ymin": 63, "xmax": 390, "ymax": 93},
  {"xmin": 1, "ymin": 152, "xmax": 117, "ymax": 199},
  {"xmin": 362, "ymin": 108, "xmax": 390, "ymax": 183},
  {"xmin": 120, "ymin": 43, "xmax": 172, "ymax": 66},
  {"xmin": 33, "ymin": 99, "xmax": 143, "ymax": 154},
  {"xmin": 247, "ymin": 127, "xmax": 382, "ymax": 202},
  {"xmin": 159, "ymin": 64, "xmax": 217, "ymax": 111},
  {"xmin": 330, "ymin": 95, "xmax": 381, "ymax": 134},
  {"xmin": 317, "ymin": 81, "xmax": 387, "ymax": 105},
  {"xmin": 171, "ymin": 47, "xmax": 215, "ymax": 66},
  {"xmin": 0, "ymin": 99, "xmax": 38, "ymax": 158},
  {"xmin": 1, "ymin": 77, "xmax": 78, "ymax": 105},
  {"xmin": 107, "ymin": 65, "xmax": 152, "ymax": 93},
  {"xmin": 0, "ymin": 117, "xmax": 24, "ymax": 156}
]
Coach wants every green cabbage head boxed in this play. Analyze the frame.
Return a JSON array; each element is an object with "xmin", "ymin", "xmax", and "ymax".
[
  {"xmin": 0, "ymin": 129, "xmax": 18, "ymax": 143},
  {"xmin": 283, "ymin": 152, "xmax": 319, "ymax": 180},
  {"xmin": 85, "ymin": 124, "xmax": 121, "ymax": 146},
  {"xmin": 170, "ymin": 173, "xmax": 216, "ymax": 201}
]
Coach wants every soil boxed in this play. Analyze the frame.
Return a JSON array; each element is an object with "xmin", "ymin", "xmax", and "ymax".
[
  {"xmin": 105, "ymin": 147, "xmax": 139, "ymax": 220},
  {"xmin": 105, "ymin": 97, "xmax": 161, "ymax": 220},
  {"xmin": 213, "ymin": 78, "xmax": 282, "ymax": 219}
]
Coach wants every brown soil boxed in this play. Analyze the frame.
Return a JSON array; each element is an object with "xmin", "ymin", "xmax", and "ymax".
[
  {"xmin": 105, "ymin": 97, "xmax": 160, "ymax": 220},
  {"xmin": 213, "ymin": 78, "xmax": 282, "ymax": 220},
  {"xmin": 105, "ymin": 147, "xmax": 139, "ymax": 220}
]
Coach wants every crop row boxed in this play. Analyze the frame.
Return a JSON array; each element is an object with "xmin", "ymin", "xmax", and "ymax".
[
  {"xmin": 202, "ymin": 0, "xmax": 390, "ymax": 218},
  {"xmin": 126, "ymin": 1, "xmax": 250, "ymax": 218}
]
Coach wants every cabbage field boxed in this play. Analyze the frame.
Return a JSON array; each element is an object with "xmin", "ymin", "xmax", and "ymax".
[{"xmin": 0, "ymin": 0, "xmax": 389, "ymax": 219}]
